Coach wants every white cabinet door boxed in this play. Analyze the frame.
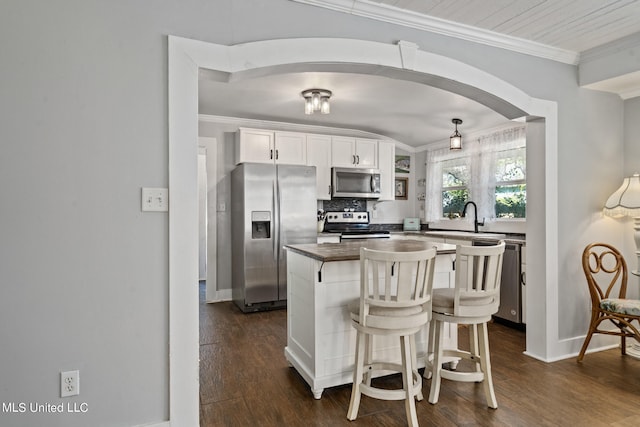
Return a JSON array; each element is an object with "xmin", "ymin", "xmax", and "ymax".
[
  {"xmin": 331, "ymin": 136, "xmax": 378, "ymax": 168},
  {"xmin": 274, "ymin": 131, "xmax": 307, "ymax": 165},
  {"xmin": 331, "ymin": 136, "xmax": 357, "ymax": 167},
  {"xmin": 306, "ymin": 134, "xmax": 332, "ymax": 200},
  {"xmin": 235, "ymin": 128, "xmax": 274, "ymax": 164},
  {"xmin": 378, "ymin": 141, "xmax": 395, "ymax": 200},
  {"xmin": 355, "ymin": 138, "xmax": 378, "ymax": 168}
]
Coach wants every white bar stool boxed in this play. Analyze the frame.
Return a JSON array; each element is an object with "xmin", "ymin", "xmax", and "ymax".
[
  {"xmin": 427, "ymin": 241, "xmax": 505, "ymax": 409},
  {"xmin": 347, "ymin": 246, "xmax": 437, "ymax": 427}
]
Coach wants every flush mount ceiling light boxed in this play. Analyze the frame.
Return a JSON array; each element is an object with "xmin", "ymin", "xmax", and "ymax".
[
  {"xmin": 302, "ymin": 89, "xmax": 332, "ymax": 115},
  {"xmin": 450, "ymin": 118, "xmax": 463, "ymax": 150}
]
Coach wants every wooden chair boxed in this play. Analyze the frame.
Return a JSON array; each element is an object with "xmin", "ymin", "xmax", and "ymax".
[
  {"xmin": 577, "ymin": 242, "xmax": 640, "ymax": 362},
  {"xmin": 347, "ymin": 246, "xmax": 437, "ymax": 427},
  {"xmin": 427, "ymin": 241, "xmax": 505, "ymax": 409}
]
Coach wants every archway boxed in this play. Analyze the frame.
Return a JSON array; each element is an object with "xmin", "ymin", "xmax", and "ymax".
[{"xmin": 168, "ymin": 36, "xmax": 558, "ymax": 425}]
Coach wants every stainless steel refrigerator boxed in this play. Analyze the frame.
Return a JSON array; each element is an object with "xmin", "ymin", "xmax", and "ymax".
[{"xmin": 231, "ymin": 163, "xmax": 317, "ymax": 312}]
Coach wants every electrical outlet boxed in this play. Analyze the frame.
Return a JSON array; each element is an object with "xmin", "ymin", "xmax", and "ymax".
[{"xmin": 61, "ymin": 370, "xmax": 79, "ymax": 397}]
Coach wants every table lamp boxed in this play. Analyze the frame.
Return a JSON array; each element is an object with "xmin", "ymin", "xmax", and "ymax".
[
  {"xmin": 603, "ymin": 173, "xmax": 640, "ymax": 358},
  {"xmin": 603, "ymin": 173, "xmax": 640, "ymax": 275}
]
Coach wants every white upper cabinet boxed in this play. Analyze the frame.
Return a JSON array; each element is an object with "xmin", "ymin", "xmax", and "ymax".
[
  {"xmin": 235, "ymin": 128, "xmax": 274, "ymax": 164},
  {"xmin": 331, "ymin": 137, "xmax": 378, "ymax": 169},
  {"xmin": 235, "ymin": 128, "xmax": 307, "ymax": 165},
  {"xmin": 354, "ymin": 138, "xmax": 378, "ymax": 168},
  {"xmin": 237, "ymin": 127, "xmax": 397, "ymax": 201},
  {"xmin": 274, "ymin": 131, "xmax": 307, "ymax": 165},
  {"xmin": 306, "ymin": 134, "xmax": 332, "ymax": 200},
  {"xmin": 377, "ymin": 141, "xmax": 395, "ymax": 201}
]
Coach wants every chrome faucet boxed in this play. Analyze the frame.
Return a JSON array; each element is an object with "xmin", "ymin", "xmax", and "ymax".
[{"xmin": 462, "ymin": 201, "xmax": 485, "ymax": 233}]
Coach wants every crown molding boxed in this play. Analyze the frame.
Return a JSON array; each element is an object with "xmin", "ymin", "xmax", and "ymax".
[{"xmin": 292, "ymin": 0, "xmax": 579, "ymax": 65}]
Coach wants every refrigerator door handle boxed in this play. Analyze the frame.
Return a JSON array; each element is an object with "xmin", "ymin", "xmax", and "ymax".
[{"xmin": 273, "ymin": 178, "xmax": 280, "ymax": 260}]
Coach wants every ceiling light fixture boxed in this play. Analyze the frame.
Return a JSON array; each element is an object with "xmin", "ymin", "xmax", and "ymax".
[
  {"xmin": 603, "ymin": 173, "xmax": 640, "ymax": 275},
  {"xmin": 302, "ymin": 89, "xmax": 331, "ymax": 115},
  {"xmin": 450, "ymin": 118, "xmax": 463, "ymax": 150}
]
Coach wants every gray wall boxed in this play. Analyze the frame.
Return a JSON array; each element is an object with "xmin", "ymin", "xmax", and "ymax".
[{"xmin": 0, "ymin": 0, "xmax": 637, "ymax": 426}]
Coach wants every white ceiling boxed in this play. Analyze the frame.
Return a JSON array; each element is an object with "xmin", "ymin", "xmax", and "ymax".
[
  {"xmin": 365, "ymin": 0, "xmax": 640, "ymax": 53},
  {"xmin": 198, "ymin": 0, "xmax": 640, "ymax": 148},
  {"xmin": 199, "ymin": 70, "xmax": 511, "ymax": 148}
]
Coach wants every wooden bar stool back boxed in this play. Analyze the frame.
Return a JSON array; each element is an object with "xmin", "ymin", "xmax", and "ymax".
[{"xmin": 347, "ymin": 246, "xmax": 437, "ymax": 427}]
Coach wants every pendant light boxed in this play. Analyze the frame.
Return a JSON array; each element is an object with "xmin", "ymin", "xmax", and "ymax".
[{"xmin": 450, "ymin": 118, "xmax": 463, "ymax": 150}]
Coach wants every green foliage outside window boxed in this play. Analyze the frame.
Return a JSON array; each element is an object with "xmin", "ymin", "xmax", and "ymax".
[
  {"xmin": 442, "ymin": 189, "xmax": 469, "ymax": 218},
  {"xmin": 495, "ymin": 184, "xmax": 526, "ymax": 218}
]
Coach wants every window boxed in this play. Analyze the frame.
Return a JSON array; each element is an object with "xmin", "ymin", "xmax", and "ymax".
[
  {"xmin": 425, "ymin": 125, "xmax": 526, "ymax": 222},
  {"xmin": 494, "ymin": 147, "xmax": 526, "ymax": 218},
  {"xmin": 441, "ymin": 160, "xmax": 469, "ymax": 218}
]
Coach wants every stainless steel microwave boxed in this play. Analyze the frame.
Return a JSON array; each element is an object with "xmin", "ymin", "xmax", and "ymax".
[{"xmin": 331, "ymin": 168, "xmax": 381, "ymax": 199}]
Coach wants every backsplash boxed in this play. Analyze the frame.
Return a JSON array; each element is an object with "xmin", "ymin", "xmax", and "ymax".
[
  {"xmin": 321, "ymin": 199, "xmax": 367, "ymax": 212},
  {"xmin": 320, "ymin": 199, "xmax": 408, "ymax": 232}
]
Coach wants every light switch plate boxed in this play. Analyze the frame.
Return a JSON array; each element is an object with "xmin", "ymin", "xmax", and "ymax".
[{"xmin": 142, "ymin": 187, "xmax": 169, "ymax": 212}]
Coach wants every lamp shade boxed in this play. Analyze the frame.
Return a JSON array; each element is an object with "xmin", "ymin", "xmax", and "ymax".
[{"xmin": 603, "ymin": 173, "xmax": 640, "ymax": 218}]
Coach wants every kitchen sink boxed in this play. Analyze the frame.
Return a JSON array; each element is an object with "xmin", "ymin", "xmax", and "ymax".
[{"xmin": 420, "ymin": 230, "xmax": 507, "ymax": 240}]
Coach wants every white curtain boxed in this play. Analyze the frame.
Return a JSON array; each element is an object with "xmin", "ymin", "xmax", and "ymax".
[{"xmin": 425, "ymin": 126, "xmax": 526, "ymax": 222}]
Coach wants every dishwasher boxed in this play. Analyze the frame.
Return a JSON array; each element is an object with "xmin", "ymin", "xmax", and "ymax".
[{"xmin": 473, "ymin": 241, "xmax": 523, "ymax": 326}]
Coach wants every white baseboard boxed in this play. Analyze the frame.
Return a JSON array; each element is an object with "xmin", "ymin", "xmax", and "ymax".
[
  {"xmin": 627, "ymin": 342, "xmax": 640, "ymax": 360},
  {"xmin": 206, "ymin": 288, "xmax": 232, "ymax": 303},
  {"xmin": 133, "ymin": 421, "xmax": 170, "ymax": 427}
]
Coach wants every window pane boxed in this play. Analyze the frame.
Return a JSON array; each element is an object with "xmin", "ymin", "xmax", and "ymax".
[
  {"xmin": 495, "ymin": 148, "xmax": 525, "ymax": 182},
  {"xmin": 443, "ymin": 189, "xmax": 469, "ymax": 218},
  {"xmin": 495, "ymin": 184, "xmax": 526, "ymax": 218},
  {"xmin": 442, "ymin": 162, "xmax": 469, "ymax": 188}
]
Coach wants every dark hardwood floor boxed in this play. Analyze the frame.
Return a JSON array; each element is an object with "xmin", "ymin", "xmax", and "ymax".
[{"xmin": 199, "ymin": 284, "xmax": 640, "ymax": 426}]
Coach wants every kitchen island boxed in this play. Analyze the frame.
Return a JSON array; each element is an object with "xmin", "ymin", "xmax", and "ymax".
[{"xmin": 283, "ymin": 239, "xmax": 457, "ymax": 399}]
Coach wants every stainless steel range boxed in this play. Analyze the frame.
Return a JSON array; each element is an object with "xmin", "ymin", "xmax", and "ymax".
[{"xmin": 323, "ymin": 211, "xmax": 390, "ymax": 241}]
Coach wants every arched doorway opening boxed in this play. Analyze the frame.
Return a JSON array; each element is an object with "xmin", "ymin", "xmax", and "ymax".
[{"xmin": 168, "ymin": 36, "xmax": 558, "ymax": 425}]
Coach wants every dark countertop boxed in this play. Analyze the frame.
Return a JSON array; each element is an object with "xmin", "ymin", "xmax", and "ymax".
[{"xmin": 285, "ymin": 239, "xmax": 456, "ymax": 262}]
